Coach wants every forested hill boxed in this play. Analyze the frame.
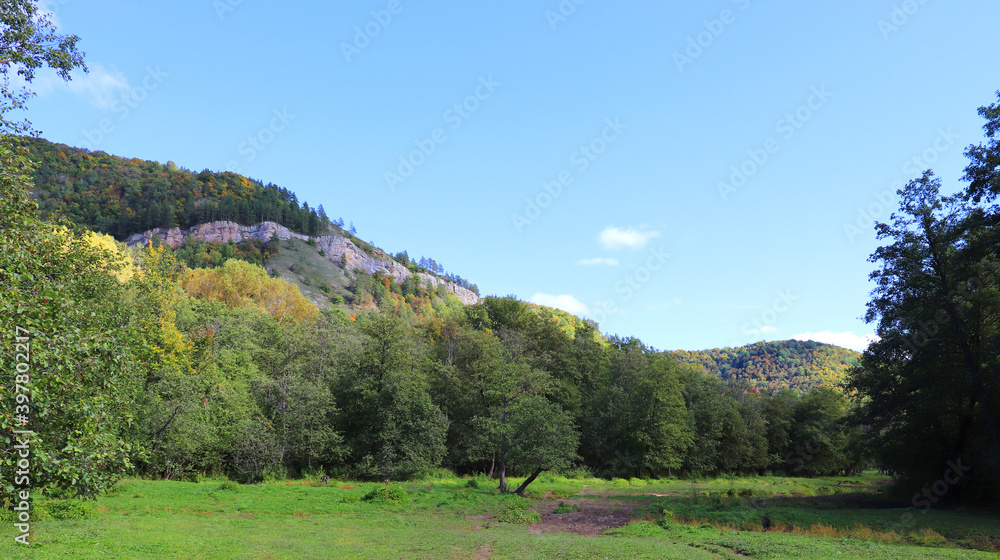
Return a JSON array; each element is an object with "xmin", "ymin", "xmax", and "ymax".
[
  {"xmin": 668, "ymin": 340, "xmax": 860, "ymax": 392},
  {"xmin": 23, "ymin": 137, "xmax": 328, "ymax": 239},
  {"xmin": 20, "ymin": 137, "xmax": 858, "ymax": 395}
]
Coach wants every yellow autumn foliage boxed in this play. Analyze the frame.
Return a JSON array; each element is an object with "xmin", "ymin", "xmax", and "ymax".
[
  {"xmin": 82, "ymin": 230, "xmax": 138, "ymax": 282},
  {"xmin": 180, "ymin": 259, "xmax": 319, "ymax": 323},
  {"xmin": 126, "ymin": 246, "xmax": 196, "ymax": 379},
  {"xmin": 42, "ymin": 225, "xmax": 138, "ymax": 283}
]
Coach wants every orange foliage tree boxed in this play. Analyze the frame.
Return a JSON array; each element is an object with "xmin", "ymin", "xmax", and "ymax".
[{"xmin": 180, "ymin": 260, "xmax": 319, "ymax": 324}]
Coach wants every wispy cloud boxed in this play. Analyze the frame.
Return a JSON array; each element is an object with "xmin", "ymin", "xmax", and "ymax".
[
  {"xmin": 792, "ymin": 331, "xmax": 878, "ymax": 352},
  {"xmin": 598, "ymin": 226, "xmax": 660, "ymax": 250},
  {"xmin": 529, "ymin": 293, "xmax": 590, "ymax": 316},
  {"xmin": 744, "ymin": 324, "xmax": 778, "ymax": 337},
  {"xmin": 27, "ymin": 63, "xmax": 130, "ymax": 110},
  {"xmin": 576, "ymin": 257, "xmax": 619, "ymax": 266}
]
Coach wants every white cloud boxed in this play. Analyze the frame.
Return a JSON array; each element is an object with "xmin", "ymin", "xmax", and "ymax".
[
  {"xmin": 792, "ymin": 331, "xmax": 879, "ymax": 352},
  {"xmin": 576, "ymin": 257, "xmax": 619, "ymax": 266},
  {"xmin": 529, "ymin": 293, "xmax": 590, "ymax": 316},
  {"xmin": 27, "ymin": 63, "xmax": 131, "ymax": 110},
  {"xmin": 598, "ymin": 226, "xmax": 660, "ymax": 250}
]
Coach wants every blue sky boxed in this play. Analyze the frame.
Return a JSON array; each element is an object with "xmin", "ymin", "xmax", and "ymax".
[{"xmin": 23, "ymin": 0, "xmax": 1000, "ymax": 351}]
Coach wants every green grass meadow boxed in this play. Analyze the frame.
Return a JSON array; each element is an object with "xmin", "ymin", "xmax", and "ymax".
[{"xmin": 2, "ymin": 473, "xmax": 998, "ymax": 559}]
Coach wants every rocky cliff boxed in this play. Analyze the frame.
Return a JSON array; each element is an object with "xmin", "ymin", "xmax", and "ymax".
[{"xmin": 125, "ymin": 221, "xmax": 481, "ymax": 305}]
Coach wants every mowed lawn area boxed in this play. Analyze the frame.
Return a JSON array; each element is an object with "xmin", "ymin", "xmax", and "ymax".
[{"xmin": 2, "ymin": 473, "xmax": 999, "ymax": 559}]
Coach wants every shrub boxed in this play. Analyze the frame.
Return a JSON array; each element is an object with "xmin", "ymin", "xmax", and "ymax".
[
  {"xmin": 629, "ymin": 478, "xmax": 647, "ymax": 487},
  {"xmin": 496, "ymin": 503, "xmax": 540, "ymax": 524},
  {"xmin": 361, "ymin": 484, "xmax": 410, "ymax": 504},
  {"xmin": 538, "ymin": 472, "xmax": 557, "ymax": 484},
  {"xmin": 560, "ymin": 467, "xmax": 592, "ymax": 480},
  {"xmin": 216, "ymin": 481, "xmax": 241, "ymax": 492},
  {"xmin": 657, "ymin": 509, "xmax": 678, "ymax": 527},
  {"xmin": 418, "ymin": 468, "xmax": 459, "ymax": 481}
]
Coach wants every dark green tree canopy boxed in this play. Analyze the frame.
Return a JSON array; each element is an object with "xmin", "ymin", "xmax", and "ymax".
[{"xmin": 850, "ymin": 98, "xmax": 1000, "ymax": 504}]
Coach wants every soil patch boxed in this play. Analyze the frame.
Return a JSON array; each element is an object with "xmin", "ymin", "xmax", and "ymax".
[{"xmin": 528, "ymin": 494, "xmax": 651, "ymax": 537}]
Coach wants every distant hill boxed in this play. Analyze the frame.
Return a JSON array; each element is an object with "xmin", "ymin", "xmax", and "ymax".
[
  {"xmin": 23, "ymin": 137, "xmax": 480, "ymax": 310},
  {"xmin": 668, "ymin": 340, "xmax": 860, "ymax": 392},
  {"xmin": 23, "ymin": 137, "xmax": 327, "ymax": 239},
  {"xmin": 21, "ymin": 139, "xmax": 860, "ymax": 381}
]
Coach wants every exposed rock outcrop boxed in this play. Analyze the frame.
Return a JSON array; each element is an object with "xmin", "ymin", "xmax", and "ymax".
[
  {"xmin": 124, "ymin": 221, "xmax": 310, "ymax": 248},
  {"xmin": 124, "ymin": 221, "xmax": 481, "ymax": 305}
]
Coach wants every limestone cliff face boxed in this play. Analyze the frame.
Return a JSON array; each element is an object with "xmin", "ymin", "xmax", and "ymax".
[
  {"xmin": 124, "ymin": 221, "xmax": 309, "ymax": 248},
  {"xmin": 124, "ymin": 221, "xmax": 481, "ymax": 305}
]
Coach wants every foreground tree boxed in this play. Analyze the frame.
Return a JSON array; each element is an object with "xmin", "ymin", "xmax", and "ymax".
[
  {"xmin": 0, "ymin": 0, "xmax": 144, "ymax": 502},
  {"xmin": 1, "ymin": 150, "xmax": 141, "ymax": 499},
  {"xmin": 464, "ymin": 329, "xmax": 579, "ymax": 493},
  {"xmin": 849, "ymin": 169, "xmax": 1000, "ymax": 504}
]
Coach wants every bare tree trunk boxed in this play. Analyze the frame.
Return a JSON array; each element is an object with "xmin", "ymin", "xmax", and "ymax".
[
  {"xmin": 487, "ymin": 455, "xmax": 495, "ymax": 478},
  {"xmin": 513, "ymin": 468, "xmax": 544, "ymax": 495},
  {"xmin": 498, "ymin": 457, "xmax": 507, "ymax": 493}
]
